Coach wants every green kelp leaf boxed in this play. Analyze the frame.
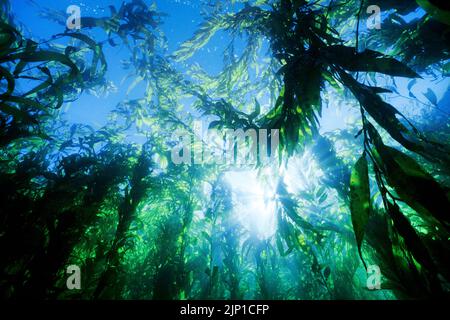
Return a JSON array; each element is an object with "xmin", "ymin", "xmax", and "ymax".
[
  {"xmin": 276, "ymin": 217, "xmax": 296, "ymax": 256},
  {"xmin": 173, "ymin": 15, "xmax": 226, "ymax": 61},
  {"xmin": 0, "ymin": 65, "xmax": 15, "ymax": 97},
  {"xmin": 277, "ymin": 181, "xmax": 316, "ymax": 232},
  {"xmin": 11, "ymin": 40, "xmax": 38, "ymax": 76},
  {"xmin": 23, "ymin": 67, "xmax": 53, "ymax": 97},
  {"xmin": 5, "ymin": 96, "xmax": 48, "ymax": 112},
  {"xmin": 211, "ymin": 265, "xmax": 219, "ymax": 287},
  {"xmin": 0, "ymin": 103, "xmax": 36, "ymax": 123},
  {"xmin": 366, "ymin": 86, "xmax": 393, "ymax": 94},
  {"xmin": 249, "ymin": 98, "xmax": 261, "ymax": 121},
  {"xmin": 208, "ymin": 120, "xmax": 223, "ymax": 129},
  {"xmin": 5, "ymin": 50, "xmax": 79, "ymax": 75},
  {"xmin": 350, "ymin": 154, "xmax": 371, "ymax": 268},
  {"xmin": 0, "ymin": 21, "xmax": 20, "ymax": 54},
  {"xmin": 368, "ymin": 124, "xmax": 450, "ymax": 229},
  {"xmin": 58, "ymin": 32, "xmax": 107, "ymax": 76},
  {"xmin": 387, "ymin": 201, "xmax": 436, "ymax": 273},
  {"xmin": 338, "ymin": 70, "xmax": 426, "ymax": 155},
  {"xmin": 343, "ymin": 70, "xmax": 450, "ymax": 165},
  {"xmin": 79, "ymin": 17, "xmax": 110, "ymax": 29},
  {"xmin": 259, "ymin": 56, "xmax": 323, "ymax": 155},
  {"xmin": 384, "ymin": 146, "xmax": 450, "ymax": 228},
  {"xmin": 322, "ymin": 70, "xmax": 341, "ymax": 91},
  {"xmin": 276, "ymin": 234, "xmax": 289, "ymax": 257},
  {"xmin": 0, "ymin": 30, "xmax": 14, "ymax": 52},
  {"xmin": 417, "ymin": 0, "xmax": 450, "ymax": 26},
  {"xmin": 260, "ymin": 86, "xmax": 284, "ymax": 122},
  {"xmin": 327, "ymin": 45, "xmax": 420, "ymax": 78}
]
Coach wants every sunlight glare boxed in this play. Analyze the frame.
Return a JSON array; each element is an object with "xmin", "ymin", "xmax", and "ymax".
[{"xmin": 224, "ymin": 170, "xmax": 277, "ymax": 239}]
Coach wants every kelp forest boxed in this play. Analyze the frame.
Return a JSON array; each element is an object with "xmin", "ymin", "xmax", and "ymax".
[{"xmin": 0, "ymin": 0, "xmax": 449, "ymax": 301}]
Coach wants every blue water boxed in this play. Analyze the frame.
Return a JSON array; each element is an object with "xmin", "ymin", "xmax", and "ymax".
[
  {"xmin": 11, "ymin": 0, "xmax": 241, "ymax": 128},
  {"xmin": 9, "ymin": 0, "xmax": 450, "ymax": 135}
]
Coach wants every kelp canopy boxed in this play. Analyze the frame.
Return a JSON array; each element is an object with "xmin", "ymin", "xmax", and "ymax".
[{"xmin": 0, "ymin": 0, "xmax": 449, "ymax": 300}]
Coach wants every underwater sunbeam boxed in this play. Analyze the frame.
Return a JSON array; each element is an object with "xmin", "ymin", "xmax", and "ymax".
[{"xmin": 225, "ymin": 170, "xmax": 277, "ymax": 239}]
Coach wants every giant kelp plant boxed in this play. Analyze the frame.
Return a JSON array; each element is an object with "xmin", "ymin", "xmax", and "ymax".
[{"xmin": 0, "ymin": 0, "xmax": 449, "ymax": 300}]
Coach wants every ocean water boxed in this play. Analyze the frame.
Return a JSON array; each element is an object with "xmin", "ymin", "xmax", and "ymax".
[{"xmin": 1, "ymin": 0, "xmax": 449, "ymax": 301}]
